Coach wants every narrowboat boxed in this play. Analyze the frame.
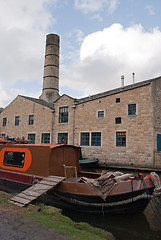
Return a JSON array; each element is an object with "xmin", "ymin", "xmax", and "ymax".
[
  {"xmin": 79, "ymin": 147, "xmax": 99, "ymax": 166},
  {"xmin": 0, "ymin": 144, "xmax": 160, "ymax": 214}
]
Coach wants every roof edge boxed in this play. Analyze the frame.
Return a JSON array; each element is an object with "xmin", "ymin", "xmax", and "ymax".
[
  {"xmin": 18, "ymin": 95, "xmax": 54, "ymax": 109},
  {"xmin": 76, "ymin": 76, "xmax": 161, "ymax": 104},
  {"xmin": 54, "ymin": 93, "xmax": 75, "ymax": 103}
]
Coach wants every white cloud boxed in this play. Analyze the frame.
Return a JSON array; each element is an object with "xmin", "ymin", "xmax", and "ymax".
[
  {"xmin": 92, "ymin": 14, "xmax": 103, "ymax": 22},
  {"xmin": 74, "ymin": 0, "xmax": 119, "ymax": 14},
  {"xmin": 60, "ymin": 24, "xmax": 161, "ymax": 98},
  {"xmin": 0, "ymin": 0, "xmax": 57, "ymax": 107},
  {"xmin": 0, "ymin": 0, "xmax": 57, "ymax": 31},
  {"xmin": 146, "ymin": 5, "xmax": 155, "ymax": 16},
  {"xmin": 0, "ymin": 82, "xmax": 21, "ymax": 108},
  {"xmin": 75, "ymin": 29, "xmax": 85, "ymax": 44},
  {"xmin": 108, "ymin": 0, "xmax": 119, "ymax": 14}
]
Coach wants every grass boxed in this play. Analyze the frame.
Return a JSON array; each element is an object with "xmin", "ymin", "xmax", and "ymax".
[
  {"xmin": 28, "ymin": 204, "xmax": 113, "ymax": 240},
  {"xmin": 0, "ymin": 190, "xmax": 114, "ymax": 240},
  {"xmin": 0, "ymin": 190, "xmax": 11, "ymax": 204}
]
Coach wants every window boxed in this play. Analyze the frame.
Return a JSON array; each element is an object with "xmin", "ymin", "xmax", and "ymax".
[
  {"xmin": 115, "ymin": 117, "xmax": 121, "ymax": 124},
  {"xmin": 41, "ymin": 133, "xmax": 50, "ymax": 143},
  {"xmin": 80, "ymin": 132, "xmax": 90, "ymax": 146},
  {"xmin": 59, "ymin": 107, "xmax": 68, "ymax": 123},
  {"xmin": 28, "ymin": 134, "xmax": 36, "ymax": 144},
  {"xmin": 98, "ymin": 111, "xmax": 104, "ymax": 118},
  {"xmin": 128, "ymin": 104, "xmax": 136, "ymax": 115},
  {"xmin": 15, "ymin": 116, "xmax": 20, "ymax": 126},
  {"xmin": 116, "ymin": 132, "xmax": 126, "ymax": 147},
  {"xmin": 116, "ymin": 98, "xmax": 120, "ymax": 103},
  {"xmin": 58, "ymin": 133, "xmax": 68, "ymax": 144},
  {"xmin": 91, "ymin": 132, "xmax": 101, "ymax": 146},
  {"xmin": 157, "ymin": 134, "xmax": 161, "ymax": 151},
  {"xmin": 28, "ymin": 115, "xmax": 34, "ymax": 125},
  {"xmin": 3, "ymin": 151, "xmax": 25, "ymax": 168},
  {"xmin": 3, "ymin": 117, "xmax": 7, "ymax": 126}
]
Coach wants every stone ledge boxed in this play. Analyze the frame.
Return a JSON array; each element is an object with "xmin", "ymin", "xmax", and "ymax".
[{"xmin": 98, "ymin": 163, "xmax": 161, "ymax": 173}]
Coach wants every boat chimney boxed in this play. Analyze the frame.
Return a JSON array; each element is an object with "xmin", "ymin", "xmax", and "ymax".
[{"xmin": 39, "ymin": 34, "xmax": 60, "ymax": 102}]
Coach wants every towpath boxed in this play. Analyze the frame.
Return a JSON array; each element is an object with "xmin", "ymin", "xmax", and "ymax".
[{"xmin": 0, "ymin": 203, "xmax": 70, "ymax": 240}]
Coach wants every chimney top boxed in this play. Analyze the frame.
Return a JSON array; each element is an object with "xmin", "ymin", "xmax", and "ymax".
[
  {"xmin": 46, "ymin": 34, "xmax": 60, "ymax": 46},
  {"xmin": 121, "ymin": 75, "xmax": 124, "ymax": 87},
  {"xmin": 132, "ymin": 73, "xmax": 135, "ymax": 84}
]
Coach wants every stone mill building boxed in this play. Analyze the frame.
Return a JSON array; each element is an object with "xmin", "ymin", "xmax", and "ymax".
[{"xmin": 0, "ymin": 34, "xmax": 161, "ymax": 169}]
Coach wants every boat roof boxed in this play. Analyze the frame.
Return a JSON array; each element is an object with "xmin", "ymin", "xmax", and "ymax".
[
  {"xmin": 0, "ymin": 138, "xmax": 6, "ymax": 141},
  {"xmin": 0, "ymin": 143, "xmax": 79, "ymax": 149}
]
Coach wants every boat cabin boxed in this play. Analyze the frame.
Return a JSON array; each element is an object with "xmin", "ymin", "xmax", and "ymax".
[{"xmin": 0, "ymin": 144, "xmax": 81, "ymax": 178}]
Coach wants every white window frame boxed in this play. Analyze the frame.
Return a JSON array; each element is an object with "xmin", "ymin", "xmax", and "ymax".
[
  {"xmin": 97, "ymin": 110, "xmax": 105, "ymax": 118},
  {"xmin": 41, "ymin": 132, "xmax": 51, "ymax": 143}
]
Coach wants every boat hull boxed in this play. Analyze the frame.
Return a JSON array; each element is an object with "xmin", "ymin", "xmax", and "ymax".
[
  {"xmin": 0, "ymin": 170, "xmax": 154, "ymax": 214},
  {"xmin": 79, "ymin": 158, "xmax": 99, "ymax": 166},
  {"xmin": 46, "ymin": 191, "xmax": 151, "ymax": 214}
]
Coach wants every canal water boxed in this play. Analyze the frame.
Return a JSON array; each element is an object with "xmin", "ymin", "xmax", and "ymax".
[{"xmin": 63, "ymin": 168, "xmax": 161, "ymax": 240}]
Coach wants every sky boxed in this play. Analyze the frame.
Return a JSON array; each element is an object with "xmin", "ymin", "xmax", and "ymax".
[{"xmin": 0, "ymin": 0, "xmax": 161, "ymax": 107}]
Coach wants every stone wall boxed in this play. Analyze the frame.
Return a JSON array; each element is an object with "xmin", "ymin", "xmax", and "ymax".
[
  {"xmin": 0, "ymin": 96, "xmax": 52, "ymax": 143},
  {"xmin": 73, "ymin": 84, "xmax": 154, "ymax": 167},
  {"xmin": 151, "ymin": 77, "xmax": 161, "ymax": 166},
  {"xmin": 53, "ymin": 95, "xmax": 75, "ymax": 144}
]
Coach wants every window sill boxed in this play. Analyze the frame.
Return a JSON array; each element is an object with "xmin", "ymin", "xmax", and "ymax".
[
  {"xmin": 58, "ymin": 122, "xmax": 68, "ymax": 124},
  {"xmin": 128, "ymin": 114, "xmax": 137, "ymax": 117},
  {"xmin": 116, "ymin": 146, "xmax": 126, "ymax": 147}
]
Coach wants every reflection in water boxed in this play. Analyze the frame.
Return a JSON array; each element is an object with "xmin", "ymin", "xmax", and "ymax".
[
  {"xmin": 63, "ymin": 169, "xmax": 161, "ymax": 240},
  {"xmin": 144, "ymin": 198, "xmax": 161, "ymax": 232},
  {"xmin": 63, "ymin": 203, "xmax": 161, "ymax": 240}
]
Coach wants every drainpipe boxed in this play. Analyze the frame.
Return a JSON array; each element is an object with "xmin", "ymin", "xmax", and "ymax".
[
  {"xmin": 51, "ymin": 108, "xmax": 55, "ymax": 144},
  {"xmin": 72, "ymin": 100, "xmax": 77, "ymax": 145}
]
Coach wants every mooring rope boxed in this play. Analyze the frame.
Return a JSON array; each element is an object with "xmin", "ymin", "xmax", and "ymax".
[{"xmin": 53, "ymin": 191, "xmax": 152, "ymax": 208}]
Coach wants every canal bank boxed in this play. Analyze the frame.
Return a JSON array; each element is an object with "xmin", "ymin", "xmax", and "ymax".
[
  {"xmin": 0, "ymin": 191, "xmax": 114, "ymax": 240},
  {"xmin": 97, "ymin": 163, "xmax": 161, "ymax": 173},
  {"xmin": 63, "ymin": 200, "xmax": 161, "ymax": 240}
]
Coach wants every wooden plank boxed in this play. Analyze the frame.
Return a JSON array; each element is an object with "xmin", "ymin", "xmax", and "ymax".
[
  {"xmin": 47, "ymin": 176, "xmax": 65, "ymax": 180},
  {"xmin": 15, "ymin": 193, "xmax": 37, "ymax": 201},
  {"xmin": 10, "ymin": 196, "xmax": 31, "ymax": 205},
  {"xmin": 21, "ymin": 190, "xmax": 42, "ymax": 197},
  {"xmin": 31, "ymin": 184, "xmax": 52, "ymax": 191},
  {"xmin": 39, "ymin": 180, "xmax": 60, "ymax": 186},
  {"xmin": 9, "ymin": 200, "xmax": 25, "ymax": 207},
  {"xmin": 27, "ymin": 189, "xmax": 49, "ymax": 195},
  {"xmin": 9, "ymin": 175, "xmax": 65, "ymax": 207},
  {"xmin": 28, "ymin": 184, "xmax": 51, "ymax": 192},
  {"xmin": 40, "ymin": 179, "xmax": 62, "ymax": 187},
  {"xmin": 44, "ymin": 179, "xmax": 63, "ymax": 185},
  {"xmin": 46, "ymin": 177, "xmax": 65, "ymax": 182}
]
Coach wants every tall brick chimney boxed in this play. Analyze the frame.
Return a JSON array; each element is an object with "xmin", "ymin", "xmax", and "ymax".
[{"xmin": 40, "ymin": 34, "xmax": 60, "ymax": 102}]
